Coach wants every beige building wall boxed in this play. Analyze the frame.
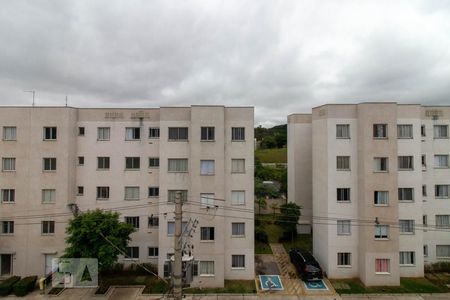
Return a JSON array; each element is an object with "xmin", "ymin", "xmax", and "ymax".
[
  {"xmin": 0, "ymin": 105, "xmax": 254, "ymax": 287},
  {"xmin": 289, "ymin": 102, "xmax": 450, "ymax": 286}
]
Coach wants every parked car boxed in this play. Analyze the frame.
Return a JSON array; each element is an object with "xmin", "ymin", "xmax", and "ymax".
[{"xmin": 289, "ymin": 248, "xmax": 323, "ymax": 281}]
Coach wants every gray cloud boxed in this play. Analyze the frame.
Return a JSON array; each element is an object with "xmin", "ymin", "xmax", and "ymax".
[{"xmin": 0, "ymin": 0, "xmax": 449, "ymax": 126}]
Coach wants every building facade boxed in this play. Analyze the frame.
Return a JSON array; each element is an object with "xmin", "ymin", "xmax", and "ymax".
[
  {"xmin": 0, "ymin": 105, "xmax": 255, "ymax": 287},
  {"xmin": 288, "ymin": 103, "xmax": 450, "ymax": 286}
]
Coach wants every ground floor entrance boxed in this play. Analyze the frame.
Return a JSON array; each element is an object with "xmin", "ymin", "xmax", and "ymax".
[{"xmin": 0, "ymin": 254, "xmax": 13, "ymax": 276}]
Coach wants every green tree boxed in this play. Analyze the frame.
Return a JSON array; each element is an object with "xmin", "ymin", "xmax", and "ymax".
[
  {"xmin": 64, "ymin": 209, "xmax": 135, "ymax": 271},
  {"xmin": 276, "ymin": 203, "xmax": 301, "ymax": 241},
  {"xmin": 255, "ymin": 196, "xmax": 267, "ymax": 215}
]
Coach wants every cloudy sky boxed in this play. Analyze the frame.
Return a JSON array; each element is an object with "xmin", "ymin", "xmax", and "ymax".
[{"xmin": 0, "ymin": 0, "xmax": 449, "ymax": 126}]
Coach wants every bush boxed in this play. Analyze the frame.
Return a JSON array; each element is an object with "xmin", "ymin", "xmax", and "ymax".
[
  {"xmin": 255, "ymin": 227, "xmax": 268, "ymax": 244},
  {"xmin": 427, "ymin": 261, "xmax": 450, "ymax": 273},
  {"xmin": 12, "ymin": 276, "xmax": 37, "ymax": 297},
  {"xmin": 0, "ymin": 276, "xmax": 21, "ymax": 296}
]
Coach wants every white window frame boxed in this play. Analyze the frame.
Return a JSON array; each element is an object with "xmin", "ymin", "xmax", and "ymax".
[
  {"xmin": 375, "ymin": 258, "xmax": 390, "ymax": 274},
  {"xmin": 201, "ymin": 127, "xmax": 215, "ymax": 141},
  {"xmin": 199, "ymin": 261, "xmax": 215, "ymax": 276},
  {"xmin": 97, "ymin": 157, "xmax": 110, "ymax": 170},
  {"xmin": 168, "ymin": 159, "xmax": 188, "ymax": 172},
  {"xmin": 125, "ymin": 127, "xmax": 141, "ymax": 140},
  {"xmin": 125, "ymin": 157, "xmax": 140, "ymax": 170},
  {"xmin": 42, "ymin": 189, "xmax": 56, "ymax": 203},
  {"xmin": 43, "ymin": 127, "xmax": 57, "ymax": 140},
  {"xmin": 231, "ymin": 191, "xmax": 245, "ymax": 205},
  {"xmin": 232, "ymin": 222, "xmax": 245, "ymax": 237},
  {"xmin": 126, "ymin": 247, "xmax": 139, "ymax": 259},
  {"xmin": 337, "ymin": 252, "xmax": 351, "ymax": 267},
  {"xmin": 337, "ymin": 220, "xmax": 351, "ymax": 236},
  {"xmin": 436, "ymin": 245, "xmax": 450, "ymax": 258},
  {"xmin": 398, "ymin": 156, "xmax": 414, "ymax": 170},
  {"xmin": 200, "ymin": 160, "xmax": 215, "ymax": 175},
  {"xmin": 149, "ymin": 157, "xmax": 160, "ymax": 168},
  {"xmin": 336, "ymin": 156, "xmax": 350, "ymax": 171},
  {"xmin": 374, "ymin": 157, "xmax": 389, "ymax": 172},
  {"xmin": 231, "ymin": 255, "xmax": 245, "ymax": 269},
  {"xmin": 2, "ymin": 158, "xmax": 16, "ymax": 172},
  {"xmin": 41, "ymin": 220, "xmax": 55, "ymax": 235},
  {"xmin": 200, "ymin": 193, "xmax": 215, "ymax": 208},
  {"xmin": 1, "ymin": 221, "xmax": 14, "ymax": 235},
  {"xmin": 374, "ymin": 225, "xmax": 389, "ymax": 239},
  {"xmin": 397, "ymin": 124, "xmax": 413, "ymax": 139},
  {"xmin": 374, "ymin": 191, "xmax": 389, "ymax": 206},
  {"xmin": 399, "ymin": 220, "xmax": 415, "ymax": 234},
  {"xmin": 148, "ymin": 247, "xmax": 159, "ymax": 258},
  {"xmin": 200, "ymin": 227, "xmax": 215, "ymax": 241},
  {"xmin": 336, "ymin": 124, "xmax": 350, "ymax": 139},
  {"xmin": 399, "ymin": 251, "xmax": 415, "ymax": 266},
  {"xmin": 3, "ymin": 127, "xmax": 16, "ymax": 141},
  {"xmin": 43, "ymin": 157, "xmax": 57, "ymax": 171},
  {"xmin": 231, "ymin": 127, "xmax": 245, "ymax": 141},
  {"xmin": 124, "ymin": 187, "xmax": 140, "ymax": 201},
  {"xmin": 148, "ymin": 127, "xmax": 160, "ymax": 139},
  {"xmin": 125, "ymin": 216, "xmax": 140, "ymax": 229},
  {"xmin": 168, "ymin": 190, "xmax": 188, "ymax": 203},
  {"xmin": 434, "ymin": 155, "xmax": 449, "ymax": 168},
  {"xmin": 168, "ymin": 127, "xmax": 188, "ymax": 141},
  {"xmin": 435, "ymin": 185, "xmax": 450, "ymax": 199},
  {"xmin": 434, "ymin": 125, "xmax": 449, "ymax": 139},
  {"xmin": 1, "ymin": 189, "xmax": 15, "ymax": 203},
  {"xmin": 436, "ymin": 215, "xmax": 450, "ymax": 228},
  {"xmin": 373, "ymin": 124, "xmax": 387, "ymax": 138},
  {"xmin": 398, "ymin": 188, "xmax": 414, "ymax": 202},
  {"xmin": 97, "ymin": 127, "xmax": 110, "ymax": 141},
  {"xmin": 231, "ymin": 159, "xmax": 245, "ymax": 173},
  {"xmin": 337, "ymin": 188, "xmax": 350, "ymax": 202},
  {"xmin": 96, "ymin": 186, "xmax": 110, "ymax": 200},
  {"xmin": 148, "ymin": 187, "xmax": 159, "ymax": 197}
]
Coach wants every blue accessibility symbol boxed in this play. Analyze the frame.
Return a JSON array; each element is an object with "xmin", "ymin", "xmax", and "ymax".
[{"xmin": 259, "ymin": 275, "xmax": 284, "ymax": 291}]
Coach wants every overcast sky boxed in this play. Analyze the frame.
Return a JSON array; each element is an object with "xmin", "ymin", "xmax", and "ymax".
[{"xmin": 0, "ymin": 0, "xmax": 449, "ymax": 126}]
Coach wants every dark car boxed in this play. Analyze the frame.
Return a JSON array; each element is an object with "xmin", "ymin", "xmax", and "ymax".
[{"xmin": 289, "ymin": 248, "xmax": 323, "ymax": 281}]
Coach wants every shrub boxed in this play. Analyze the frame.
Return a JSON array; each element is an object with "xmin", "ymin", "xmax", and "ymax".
[
  {"xmin": 12, "ymin": 276, "xmax": 37, "ymax": 297},
  {"xmin": 428, "ymin": 261, "xmax": 450, "ymax": 273},
  {"xmin": 0, "ymin": 276, "xmax": 21, "ymax": 296},
  {"xmin": 255, "ymin": 227, "xmax": 269, "ymax": 244}
]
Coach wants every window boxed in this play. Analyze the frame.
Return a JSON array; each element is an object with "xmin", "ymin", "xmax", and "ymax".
[
  {"xmin": 167, "ymin": 221, "xmax": 188, "ymax": 235},
  {"xmin": 231, "ymin": 159, "xmax": 245, "ymax": 173},
  {"xmin": 436, "ymin": 215, "xmax": 450, "ymax": 228},
  {"xmin": 398, "ymin": 188, "xmax": 414, "ymax": 202},
  {"xmin": 168, "ymin": 159, "xmax": 188, "ymax": 172},
  {"xmin": 424, "ymin": 245, "xmax": 428, "ymax": 257},
  {"xmin": 149, "ymin": 127, "xmax": 160, "ymax": 138},
  {"xmin": 434, "ymin": 125, "xmax": 449, "ymax": 139},
  {"xmin": 77, "ymin": 186, "xmax": 84, "ymax": 196},
  {"xmin": 232, "ymin": 127, "xmax": 245, "ymax": 141},
  {"xmin": 43, "ymin": 127, "xmax": 57, "ymax": 140},
  {"xmin": 400, "ymin": 251, "xmax": 415, "ymax": 265},
  {"xmin": 422, "ymin": 155, "xmax": 427, "ymax": 168},
  {"xmin": 422, "ymin": 185, "xmax": 427, "ymax": 197},
  {"xmin": 200, "ymin": 193, "xmax": 215, "ymax": 208},
  {"xmin": 3, "ymin": 127, "xmax": 16, "ymax": 140},
  {"xmin": 337, "ymin": 220, "xmax": 351, "ymax": 235},
  {"xmin": 2, "ymin": 158, "xmax": 15, "ymax": 171},
  {"xmin": 398, "ymin": 156, "xmax": 414, "ymax": 170},
  {"xmin": 201, "ymin": 127, "xmax": 215, "ymax": 141},
  {"xmin": 125, "ymin": 157, "xmax": 140, "ymax": 169},
  {"xmin": 1, "ymin": 189, "xmax": 15, "ymax": 203},
  {"xmin": 124, "ymin": 187, "xmax": 139, "ymax": 200},
  {"xmin": 436, "ymin": 245, "xmax": 450, "ymax": 258},
  {"xmin": 168, "ymin": 127, "xmax": 188, "ymax": 141},
  {"xmin": 421, "ymin": 125, "xmax": 426, "ymax": 137},
  {"xmin": 336, "ymin": 124, "xmax": 350, "ymax": 139},
  {"xmin": 42, "ymin": 221, "xmax": 55, "ymax": 235},
  {"xmin": 149, "ymin": 157, "xmax": 160, "ymax": 168},
  {"xmin": 337, "ymin": 253, "xmax": 351, "ymax": 266},
  {"xmin": 125, "ymin": 127, "xmax": 140, "ymax": 140},
  {"xmin": 435, "ymin": 185, "xmax": 450, "ymax": 198},
  {"xmin": 423, "ymin": 215, "xmax": 428, "ymax": 227},
  {"xmin": 231, "ymin": 191, "xmax": 245, "ymax": 205},
  {"xmin": 399, "ymin": 220, "xmax": 415, "ymax": 234},
  {"xmin": 163, "ymin": 261, "xmax": 172, "ymax": 277},
  {"xmin": 78, "ymin": 156, "xmax": 84, "ymax": 166},
  {"xmin": 397, "ymin": 124, "xmax": 413, "ymax": 139},
  {"xmin": 199, "ymin": 261, "xmax": 215, "ymax": 275},
  {"xmin": 125, "ymin": 216, "xmax": 140, "ymax": 228},
  {"xmin": 42, "ymin": 189, "xmax": 56, "ymax": 203},
  {"xmin": 373, "ymin": 124, "xmax": 387, "ymax": 138},
  {"xmin": 337, "ymin": 188, "xmax": 350, "ymax": 202},
  {"xmin": 148, "ymin": 247, "xmax": 159, "ymax": 257},
  {"xmin": 336, "ymin": 156, "xmax": 350, "ymax": 170},
  {"xmin": 374, "ymin": 225, "xmax": 389, "ymax": 239},
  {"xmin": 168, "ymin": 190, "xmax": 188, "ymax": 203},
  {"xmin": 97, "ymin": 127, "xmax": 110, "ymax": 140},
  {"xmin": 434, "ymin": 155, "xmax": 449, "ymax": 168},
  {"xmin": 78, "ymin": 127, "xmax": 85, "ymax": 136},
  {"xmin": 374, "ymin": 157, "xmax": 388, "ymax": 172},
  {"xmin": 232, "ymin": 223, "xmax": 245, "ymax": 236},
  {"xmin": 200, "ymin": 227, "xmax": 215, "ymax": 241},
  {"xmin": 232, "ymin": 255, "xmax": 245, "ymax": 268},
  {"xmin": 374, "ymin": 191, "xmax": 389, "ymax": 205},
  {"xmin": 96, "ymin": 186, "xmax": 110, "ymax": 200},
  {"xmin": 148, "ymin": 216, "xmax": 159, "ymax": 228},
  {"xmin": 126, "ymin": 247, "xmax": 139, "ymax": 259},
  {"xmin": 43, "ymin": 158, "xmax": 57, "ymax": 171},
  {"xmin": 148, "ymin": 187, "xmax": 159, "ymax": 197},
  {"xmin": 200, "ymin": 160, "xmax": 215, "ymax": 175},
  {"xmin": 97, "ymin": 157, "xmax": 110, "ymax": 169},
  {"xmin": 375, "ymin": 259, "xmax": 390, "ymax": 273},
  {"xmin": 1, "ymin": 221, "xmax": 14, "ymax": 234}
]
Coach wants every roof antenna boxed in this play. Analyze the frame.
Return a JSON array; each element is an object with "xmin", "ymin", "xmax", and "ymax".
[
  {"xmin": 24, "ymin": 90, "xmax": 35, "ymax": 106},
  {"xmin": 65, "ymin": 95, "xmax": 68, "ymax": 107}
]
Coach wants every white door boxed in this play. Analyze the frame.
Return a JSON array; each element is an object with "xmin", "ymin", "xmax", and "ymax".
[{"xmin": 45, "ymin": 254, "xmax": 55, "ymax": 275}]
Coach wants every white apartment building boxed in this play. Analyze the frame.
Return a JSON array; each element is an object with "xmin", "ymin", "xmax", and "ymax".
[
  {"xmin": 0, "ymin": 105, "xmax": 255, "ymax": 287},
  {"xmin": 288, "ymin": 103, "xmax": 450, "ymax": 286}
]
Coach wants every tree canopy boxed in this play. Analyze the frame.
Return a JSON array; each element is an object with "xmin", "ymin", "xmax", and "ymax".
[{"xmin": 64, "ymin": 209, "xmax": 135, "ymax": 271}]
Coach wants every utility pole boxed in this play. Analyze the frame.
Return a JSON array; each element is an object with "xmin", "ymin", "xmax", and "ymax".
[
  {"xmin": 24, "ymin": 90, "xmax": 35, "ymax": 106},
  {"xmin": 173, "ymin": 191, "xmax": 183, "ymax": 300}
]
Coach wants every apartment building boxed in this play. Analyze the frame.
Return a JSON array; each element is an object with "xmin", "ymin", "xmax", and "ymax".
[
  {"xmin": 0, "ymin": 105, "xmax": 255, "ymax": 287},
  {"xmin": 288, "ymin": 103, "xmax": 450, "ymax": 286}
]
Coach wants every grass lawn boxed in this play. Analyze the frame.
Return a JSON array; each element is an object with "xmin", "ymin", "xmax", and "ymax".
[
  {"xmin": 184, "ymin": 280, "xmax": 256, "ymax": 294},
  {"xmin": 255, "ymin": 241, "xmax": 273, "ymax": 254},
  {"xmin": 331, "ymin": 277, "xmax": 450, "ymax": 294},
  {"xmin": 255, "ymin": 148, "xmax": 287, "ymax": 163},
  {"xmin": 96, "ymin": 274, "xmax": 168, "ymax": 294}
]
